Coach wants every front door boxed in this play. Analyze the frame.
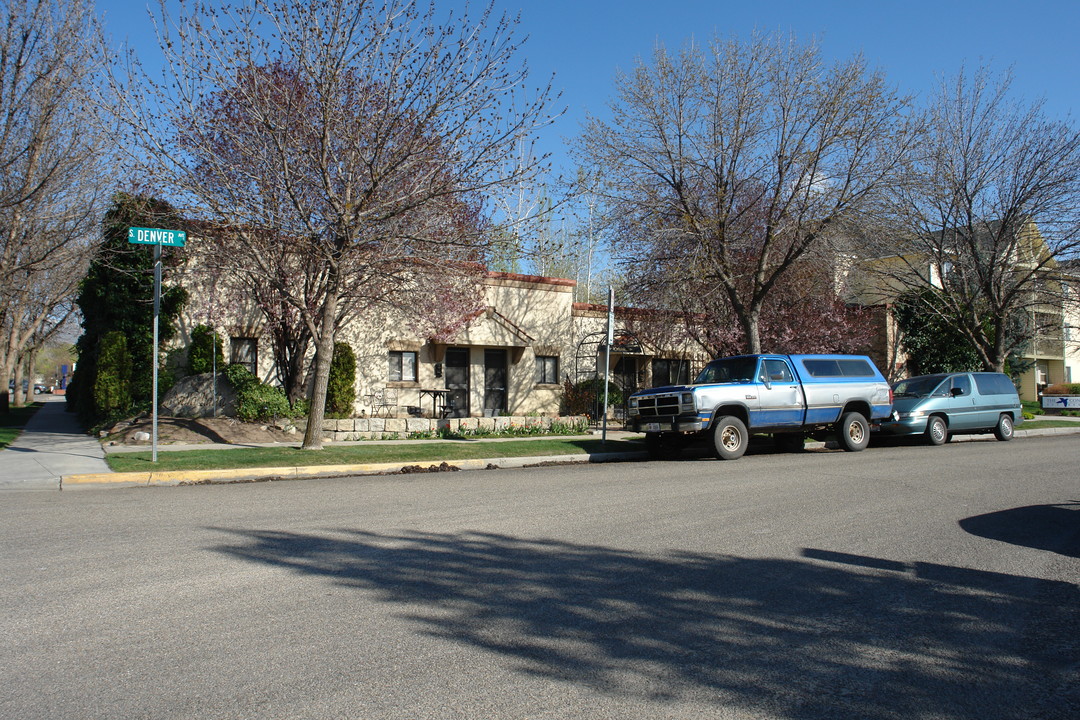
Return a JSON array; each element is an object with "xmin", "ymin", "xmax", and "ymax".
[
  {"xmin": 753, "ymin": 358, "xmax": 804, "ymax": 428},
  {"xmin": 484, "ymin": 349, "xmax": 508, "ymax": 415},
  {"xmin": 444, "ymin": 348, "xmax": 469, "ymax": 418},
  {"xmin": 945, "ymin": 373, "xmax": 978, "ymax": 430}
]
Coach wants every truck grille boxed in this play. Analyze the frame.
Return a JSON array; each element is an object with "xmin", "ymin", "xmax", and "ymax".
[{"xmin": 636, "ymin": 394, "xmax": 682, "ymax": 418}]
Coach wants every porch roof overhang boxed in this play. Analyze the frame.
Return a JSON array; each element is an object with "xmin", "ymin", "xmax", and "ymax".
[{"xmin": 430, "ymin": 307, "xmax": 535, "ymax": 363}]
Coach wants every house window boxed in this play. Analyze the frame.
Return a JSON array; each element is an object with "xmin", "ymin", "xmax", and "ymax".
[
  {"xmin": 230, "ymin": 337, "xmax": 258, "ymax": 375},
  {"xmin": 536, "ymin": 355, "xmax": 559, "ymax": 385},
  {"xmin": 389, "ymin": 350, "xmax": 417, "ymax": 382},
  {"xmin": 651, "ymin": 358, "xmax": 690, "ymax": 387}
]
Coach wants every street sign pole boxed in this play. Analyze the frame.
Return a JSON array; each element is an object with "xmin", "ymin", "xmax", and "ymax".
[
  {"xmin": 152, "ymin": 243, "xmax": 161, "ymax": 463},
  {"xmin": 127, "ymin": 227, "xmax": 185, "ymax": 463},
  {"xmin": 602, "ymin": 287, "xmax": 614, "ymax": 445}
]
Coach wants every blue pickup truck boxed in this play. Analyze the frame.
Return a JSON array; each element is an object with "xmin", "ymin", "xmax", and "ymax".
[{"xmin": 628, "ymin": 354, "xmax": 894, "ymax": 460}]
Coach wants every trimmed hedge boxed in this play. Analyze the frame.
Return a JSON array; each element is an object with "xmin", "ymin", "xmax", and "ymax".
[
  {"xmin": 93, "ymin": 331, "xmax": 132, "ymax": 418},
  {"xmin": 325, "ymin": 341, "xmax": 357, "ymax": 418},
  {"xmin": 1043, "ymin": 383, "xmax": 1080, "ymax": 396}
]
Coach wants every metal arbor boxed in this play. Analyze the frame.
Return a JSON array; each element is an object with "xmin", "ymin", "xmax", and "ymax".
[{"xmin": 572, "ymin": 329, "xmax": 645, "ymax": 423}]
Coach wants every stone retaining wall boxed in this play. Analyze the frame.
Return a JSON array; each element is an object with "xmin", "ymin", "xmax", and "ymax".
[{"xmin": 318, "ymin": 415, "xmax": 589, "ymax": 442}]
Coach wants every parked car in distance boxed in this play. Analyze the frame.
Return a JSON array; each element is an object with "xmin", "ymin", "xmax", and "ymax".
[{"xmin": 879, "ymin": 372, "xmax": 1022, "ymax": 445}]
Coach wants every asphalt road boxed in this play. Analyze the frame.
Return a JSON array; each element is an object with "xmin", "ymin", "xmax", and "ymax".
[{"xmin": 2, "ymin": 435, "xmax": 1078, "ymax": 719}]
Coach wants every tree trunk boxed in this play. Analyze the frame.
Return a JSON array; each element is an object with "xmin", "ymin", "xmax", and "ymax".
[
  {"xmin": 742, "ymin": 306, "xmax": 762, "ymax": 354},
  {"xmin": 301, "ymin": 280, "xmax": 340, "ymax": 450}
]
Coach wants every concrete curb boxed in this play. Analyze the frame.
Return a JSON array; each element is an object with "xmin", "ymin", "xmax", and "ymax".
[
  {"xmin": 59, "ymin": 425, "xmax": 1080, "ymax": 489},
  {"xmin": 61, "ymin": 451, "xmax": 649, "ymax": 488}
]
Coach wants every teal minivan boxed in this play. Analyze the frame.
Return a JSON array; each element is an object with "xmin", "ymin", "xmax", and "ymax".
[{"xmin": 879, "ymin": 372, "xmax": 1023, "ymax": 445}]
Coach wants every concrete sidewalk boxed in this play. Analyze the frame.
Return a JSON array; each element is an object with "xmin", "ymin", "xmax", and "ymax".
[
  {"xmin": 0, "ymin": 396, "xmax": 110, "ymax": 491},
  {"xmin": 6, "ymin": 397, "xmax": 1079, "ymax": 491}
]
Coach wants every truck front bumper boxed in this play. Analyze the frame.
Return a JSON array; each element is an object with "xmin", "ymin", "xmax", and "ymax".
[{"xmin": 633, "ymin": 418, "xmax": 704, "ymax": 433}]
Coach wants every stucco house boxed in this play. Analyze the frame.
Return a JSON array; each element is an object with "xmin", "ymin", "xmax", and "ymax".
[{"xmin": 173, "ymin": 245, "xmax": 708, "ymax": 420}]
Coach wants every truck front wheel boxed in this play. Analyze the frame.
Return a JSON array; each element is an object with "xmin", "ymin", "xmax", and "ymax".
[
  {"xmin": 712, "ymin": 416, "xmax": 749, "ymax": 460},
  {"xmin": 837, "ymin": 411, "xmax": 870, "ymax": 452}
]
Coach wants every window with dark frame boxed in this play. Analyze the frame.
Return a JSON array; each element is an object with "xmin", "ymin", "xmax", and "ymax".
[
  {"xmin": 230, "ymin": 337, "xmax": 258, "ymax": 376},
  {"xmin": 651, "ymin": 358, "xmax": 690, "ymax": 387},
  {"xmin": 536, "ymin": 355, "xmax": 559, "ymax": 385},
  {"xmin": 389, "ymin": 350, "xmax": 418, "ymax": 382}
]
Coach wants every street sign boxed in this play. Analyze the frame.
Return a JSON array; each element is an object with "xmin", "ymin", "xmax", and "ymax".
[
  {"xmin": 127, "ymin": 227, "xmax": 187, "ymax": 247},
  {"xmin": 126, "ymin": 226, "xmax": 187, "ymax": 461}
]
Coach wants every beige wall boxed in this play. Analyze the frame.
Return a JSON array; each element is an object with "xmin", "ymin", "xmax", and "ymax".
[
  {"xmin": 173, "ymin": 250, "xmax": 716, "ymax": 418},
  {"xmin": 324, "ymin": 272, "xmax": 579, "ymax": 418}
]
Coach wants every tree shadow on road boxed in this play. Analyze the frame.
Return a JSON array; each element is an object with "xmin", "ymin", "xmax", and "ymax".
[
  {"xmin": 210, "ymin": 528, "xmax": 1079, "ymax": 719},
  {"xmin": 960, "ymin": 502, "xmax": 1080, "ymax": 558}
]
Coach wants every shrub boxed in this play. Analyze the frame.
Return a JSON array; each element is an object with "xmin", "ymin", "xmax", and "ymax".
[
  {"xmin": 223, "ymin": 363, "xmax": 291, "ymax": 422},
  {"xmin": 188, "ymin": 325, "xmax": 225, "ymax": 375},
  {"xmin": 290, "ymin": 397, "xmax": 310, "ymax": 418},
  {"xmin": 93, "ymin": 331, "xmax": 131, "ymax": 418},
  {"xmin": 235, "ymin": 382, "xmax": 292, "ymax": 423},
  {"xmin": 224, "ymin": 363, "xmax": 256, "ymax": 390},
  {"xmin": 325, "ymin": 341, "xmax": 357, "ymax": 418},
  {"xmin": 561, "ymin": 377, "xmax": 625, "ymax": 419},
  {"xmin": 1043, "ymin": 383, "xmax": 1080, "ymax": 395}
]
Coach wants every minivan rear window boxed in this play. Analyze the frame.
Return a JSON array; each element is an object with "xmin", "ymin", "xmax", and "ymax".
[
  {"xmin": 801, "ymin": 358, "xmax": 875, "ymax": 378},
  {"xmin": 973, "ymin": 372, "xmax": 1017, "ymax": 396}
]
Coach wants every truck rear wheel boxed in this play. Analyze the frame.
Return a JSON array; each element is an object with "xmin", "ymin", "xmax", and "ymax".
[
  {"xmin": 837, "ymin": 411, "xmax": 870, "ymax": 452},
  {"xmin": 712, "ymin": 416, "xmax": 748, "ymax": 460}
]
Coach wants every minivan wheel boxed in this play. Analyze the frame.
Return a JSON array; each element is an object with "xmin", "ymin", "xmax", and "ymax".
[
  {"xmin": 994, "ymin": 414, "xmax": 1014, "ymax": 441},
  {"xmin": 837, "ymin": 412, "xmax": 870, "ymax": 452},
  {"xmin": 925, "ymin": 415, "xmax": 948, "ymax": 446},
  {"xmin": 712, "ymin": 416, "xmax": 748, "ymax": 460}
]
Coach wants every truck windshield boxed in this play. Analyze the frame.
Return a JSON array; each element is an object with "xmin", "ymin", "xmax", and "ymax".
[{"xmin": 695, "ymin": 357, "xmax": 759, "ymax": 384}]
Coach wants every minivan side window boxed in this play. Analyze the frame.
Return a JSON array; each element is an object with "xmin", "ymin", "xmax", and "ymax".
[
  {"xmin": 973, "ymin": 372, "xmax": 1017, "ymax": 395},
  {"xmin": 950, "ymin": 374, "xmax": 972, "ymax": 396}
]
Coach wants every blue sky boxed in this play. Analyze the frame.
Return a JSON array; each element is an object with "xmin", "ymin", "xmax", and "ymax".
[{"xmin": 99, "ymin": 0, "xmax": 1080, "ymax": 176}]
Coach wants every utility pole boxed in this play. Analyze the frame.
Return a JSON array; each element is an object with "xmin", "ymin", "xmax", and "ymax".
[{"xmin": 602, "ymin": 287, "xmax": 613, "ymax": 444}]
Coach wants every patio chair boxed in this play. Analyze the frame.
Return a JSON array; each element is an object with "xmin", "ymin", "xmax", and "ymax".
[{"xmin": 375, "ymin": 389, "xmax": 398, "ymax": 418}]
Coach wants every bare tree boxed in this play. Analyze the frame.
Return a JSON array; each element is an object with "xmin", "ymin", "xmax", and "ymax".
[
  {"xmin": 868, "ymin": 67, "xmax": 1080, "ymax": 373},
  {"xmin": 114, "ymin": 0, "xmax": 557, "ymax": 449},
  {"xmin": 576, "ymin": 33, "xmax": 918, "ymax": 353},
  {"xmin": 0, "ymin": 0, "xmax": 113, "ymax": 399}
]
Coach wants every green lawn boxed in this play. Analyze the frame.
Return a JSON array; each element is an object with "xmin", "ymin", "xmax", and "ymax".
[
  {"xmin": 0, "ymin": 402, "xmax": 42, "ymax": 450},
  {"xmin": 1019, "ymin": 419, "xmax": 1080, "ymax": 430},
  {"xmin": 105, "ymin": 437, "xmax": 647, "ymax": 473}
]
